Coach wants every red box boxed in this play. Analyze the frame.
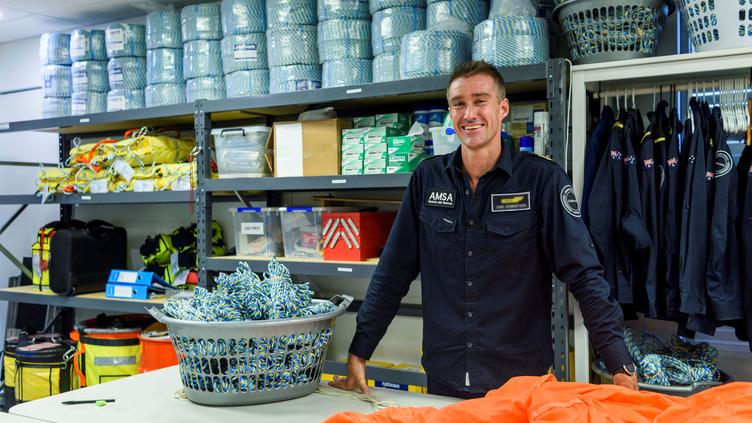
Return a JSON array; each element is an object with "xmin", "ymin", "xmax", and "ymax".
[{"xmin": 322, "ymin": 211, "xmax": 397, "ymax": 261}]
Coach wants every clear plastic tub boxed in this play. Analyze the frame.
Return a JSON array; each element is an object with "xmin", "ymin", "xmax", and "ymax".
[
  {"xmin": 429, "ymin": 126, "xmax": 460, "ymax": 155},
  {"xmin": 211, "ymin": 126, "xmax": 272, "ymax": 178},
  {"xmin": 231, "ymin": 207, "xmax": 283, "ymax": 257},
  {"xmin": 280, "ymin": 207, "xmax": 354, "ymax": 259}
]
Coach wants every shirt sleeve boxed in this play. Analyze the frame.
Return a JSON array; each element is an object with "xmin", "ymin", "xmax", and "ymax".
[
  {"xmin": 539, "ymin": 164, "xmax": 633, "ymax": 374},
  {"xmin": 349, "ymin": 169, "xmax": 422, "ymax": 360}
]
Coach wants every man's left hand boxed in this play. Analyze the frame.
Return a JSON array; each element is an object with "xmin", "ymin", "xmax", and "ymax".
[{"xmin": 612, "ymin": 373, "xmax": 638, "ymax": 390}]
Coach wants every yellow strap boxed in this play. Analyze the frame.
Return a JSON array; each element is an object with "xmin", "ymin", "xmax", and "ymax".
[
  {"xmin": 641, "ymin": 131, "xmax": 652, "ymax": 144},
  {"xmin": 654, "ymin": 137, "xmax": 666, "ymax": 143},
  {"xmin": 613, "ymin": 122, "xmax": 624, "ymax": 129}
]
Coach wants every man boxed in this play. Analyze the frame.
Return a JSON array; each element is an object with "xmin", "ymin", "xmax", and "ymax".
[{"xmin": 331, "ymin": 61, "xmax": 637, "ymax": 398}]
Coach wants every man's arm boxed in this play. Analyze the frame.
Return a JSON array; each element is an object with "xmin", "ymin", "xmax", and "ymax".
[{"xmin": 539, "ymin": 165, "xmax": 635, "ymax": 387}]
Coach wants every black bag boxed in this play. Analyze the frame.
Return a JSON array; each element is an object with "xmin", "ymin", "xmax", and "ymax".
[{"xmin": 49, "ymin": 220, "xmax": 127, "ymax": 296}]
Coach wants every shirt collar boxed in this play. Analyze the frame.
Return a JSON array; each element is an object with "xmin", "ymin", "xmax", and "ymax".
[{"xmin": 443, "ymin": 141, "xmax": 514, "ymax": 176}]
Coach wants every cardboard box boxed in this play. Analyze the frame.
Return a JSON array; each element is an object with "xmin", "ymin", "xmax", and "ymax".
[
  {"xmin": 353, "ymin": 116, "xmax": 376, "ymax": 128},
  {"xmin": 273, "ymin": 118, "xmax": 351, "ymax": 177},
  {"xmin": 388, "ymin": 152, "xmax": 423, "ymax": 166},
  {"xmin": 364, "ymin": 127, "xmax": 402, "ymax": 144},
  {"xmin": 341, "ymin": 160, "xmax": 364, "ymax": 175},
  {"xmin": 387, "ymin": 135, "xmax": 424, "ymax": 155},
  {"xmin": 363, "ymin": 158, "xmax": 387, "ymax": 174},
  {"xmin": 342, "ymin": 143, "xmax": 365, "ymax": 161},
  {"xmin": 386, "ymin": 161, "xmax": 421, "ymax": 174},
  {"xmin": 364, "ymin": 143, "xmax": 388, "ymax": 160},
  {"xmin": 376, "ymin": 113, "xmax": 411, "ymax": 133},
  {"xmin": 342, "ymin": 127, "xmax": 369, "ymax": 145},
  {"xmin": 508, "ymin": 101, "xmax": 548, "ymax": 139}
]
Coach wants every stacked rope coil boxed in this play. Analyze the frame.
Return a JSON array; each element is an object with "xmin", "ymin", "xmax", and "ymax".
[
  {"xmin": 226, "ymin": 69, "xmax": 269, "ymax": 98},
  {"xmin": 42, "ymin": 65, "xmax": 72, "ymax": 97},
  {"xmin": 145, "ymin": 83, "xmax": 186, "ymax": 107},
  {"xmin": 146, "ymin": 11, "xmax": 182, "ymax": 49},
  {"xmin": 42, "ymin": 97, "xmax": 71, "ymax": 118},
  {"xmin": 372, "ymin": 51, "xmax": 400, "ymax": 82},
  {"xmin": 318, "ymin": 0, "xmax": 370, "ymax": 20},
  {"xmin": 107, "ymin": 88, "xmax": 145, "ymax": 112},
  {"xmin": 270, "ymin": 65, "xmax": 321, "ymax": 94},
  {"xmin": 222, "ymin": 0, "xmax": 266, "ymax": 35},
  {"xmin": 70, "ymin": 29, "xmax": 107, "ymax": 61},
  {"xmin": 400, "ymin": 29, "xmax": 470, "ymax": 79},
  {"xmin": 472, "ymin": 17, "xmax": 549, "ymax": 67},
  {"xmin": 268, "ymin": 26, "xmax": 319, "ymax": 67},
  {"xmin": 369, "ymin": 0, "xmax": 426, "ymax": 14},
  {"xmin": 147, "ymin": 48, "xmax": 184, "ymax": 84},
  {"xmin": 427, "ymin": 0, "xmax": 489, "ymax": 34},
  {"xmin": 40, "ymin": 32, "xmax": 71, "ymax": 65},
  {"xmin": 105, "ymin": 24, "xmax": 146, "ymax": 58},
  {"xmin": 71, "ymin": 60, "xmax": 109, "ymax": 92},
  {"xmin": 186, "ymin": 76, "xmax": 226, "ymax": 102},
  {"xmin": 318, "ymin": 19, "xmax": 372, "ymax": 62},
  {"xmin": 221, "ymin": 33, "xmax": 268, "ymax": 73},
  {"xmin": 267, "ymin": 0, "xmax": 318, "ymax": 28},
  {"xmin": 181, "ymin": 3, "xmax": 222, "ymax": 42},
  {"xmin": 71, "ymin": 91, "xmax": 107, "ymax": 115},
  {"xmin": 108, "ymin": 57, "xmax": 147, "ymax": 90},
  {"xmin": 183, "ymin": 40, "xmax": 223, "ymax": 79},
  {"xmin": 372, "ymin": 6, "xmax": 426, "ymax": 56},
  {"xmin": 323, "ymin": 59, "xmax": 372, "ymax": 88}
]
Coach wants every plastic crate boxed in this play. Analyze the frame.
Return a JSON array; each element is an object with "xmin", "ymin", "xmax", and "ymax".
[
  {"xmin": 230, "ymin": 207, "xmax": 283, "ymax": 257},
  {"xmin": 321, "ymin": 211, "xmax": 396, "ymax": 261},
  {"xmin": 280, "ymin": 207, "xmax": 354, "ymax": 259},
  {"xmin": 675, "ymin": 0, "xmax": 752, "ymax": 52},
  {"xmin": 211, "ymin": 126, "xmax": 271, "ymax": 178}
]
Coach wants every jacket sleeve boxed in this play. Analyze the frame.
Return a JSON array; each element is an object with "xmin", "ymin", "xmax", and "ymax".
[
  {"xmin": 349, "ymin": 170, "xmax": 422, "ymax": 360},
  {"xmin": 539, "ymin": 164, "xmax": 633, "ymax": 374}
]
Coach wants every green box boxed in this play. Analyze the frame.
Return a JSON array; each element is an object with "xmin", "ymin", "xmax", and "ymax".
[
  {"xmin": 364, "ymin": 142, "xmax": 388, "ymax": 160},
  {"xmin": 342, "ymin": 143, "xmax": 365, "ymax": 161},
  {"xmin": 386, "ymin": 159, "xmax": 421, "ymax": 174},
  {"xmin": 353, "ymin": 116, "xmax": 375, "ymax": 128},
  {"xmin": 387, "ymin": 152, "xmax": 423, "ymax": 166},
  {"xmin": 363, "ymin": 127, "xmax": 402, "ymax": 144},
  {"xmin": 376, "ymin": 113, "xmax": 411, "ymax": 127},
  {"xmin": 341, "ymin": 159, "xmax": 364, "ymax": 175},
  {"xmin": 387, "ymin": 135, "xmax": 425, "ymax": 155},
  {"xmin": 342, "ymin": 128, "xmax": 370, "ymax": 145},
  {"xmin": 363, "ymin": 158, "xmax": 387, "ymax": 174}
]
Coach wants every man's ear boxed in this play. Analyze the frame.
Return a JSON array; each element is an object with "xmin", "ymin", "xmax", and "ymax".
[{"xmin": 500, "ymin": 98, "xmax": 510, "ymax": 121}]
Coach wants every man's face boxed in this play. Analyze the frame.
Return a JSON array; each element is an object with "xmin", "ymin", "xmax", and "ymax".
[{"xmin": 447, "ymin": 74, "xmax": 509, "ymax": 151}]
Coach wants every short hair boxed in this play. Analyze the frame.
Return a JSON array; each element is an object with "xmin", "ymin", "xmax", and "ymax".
[{"xmin": 447, "ymin": 61, "xmax": 506, "ymax": 101}]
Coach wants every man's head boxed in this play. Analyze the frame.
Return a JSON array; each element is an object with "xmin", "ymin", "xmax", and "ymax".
[{"xmin": 446, "ymin": 61, "xmax": 510, "ymax": 151}]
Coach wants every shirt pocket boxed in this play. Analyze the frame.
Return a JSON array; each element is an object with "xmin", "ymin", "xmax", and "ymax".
[
  {"xmin": 419, "ymin": 209, "xmax": 457, "ymax": 259},
  {"xmin": 485, "ymin": 213, "xmax": 537, "ymax": 257}
]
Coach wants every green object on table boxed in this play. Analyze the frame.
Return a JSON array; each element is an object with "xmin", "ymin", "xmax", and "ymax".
[{"xmin": 95, "ymin": 400, "xmax": 106, "ymax": 407}]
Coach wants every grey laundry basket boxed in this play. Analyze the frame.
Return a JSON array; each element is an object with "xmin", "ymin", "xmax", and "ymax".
[{"xmin": 148, "ymin": 295, "xmax": 352, "ymax": 406}]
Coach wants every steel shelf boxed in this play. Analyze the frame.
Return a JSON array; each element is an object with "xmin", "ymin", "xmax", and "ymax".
[
  {"xmin": 323, "ymin": 361, "xmax": 426, "ymax": 387},
  {"xmin": 0, "ymin": 285, "xmax": 166, "ymax": 314},
  {"xmin": 0, "ymin": 191, "xmax": 192, "ymax": 205},
  {"xmin": 205, "ymin": 173, "xmax": 412, "ymax": 193},
  {"xmin": 207, "ymin": 256, "xmax": 379, "ymax": 278}
]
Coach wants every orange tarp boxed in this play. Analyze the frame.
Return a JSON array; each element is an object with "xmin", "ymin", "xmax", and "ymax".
[{"xmin": 325, "ymin": 375, "xmax": 752, "ymax": 423}]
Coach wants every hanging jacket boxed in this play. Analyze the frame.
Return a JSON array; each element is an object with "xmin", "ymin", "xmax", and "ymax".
[
  {"xmin": 738, "ymin": 144, "xmax": 752, "ymax": 351},
  {"xmin": 664, "ymin": 108, "xmax": 683, "ymax": 318},
  {"xmin": 582, "ymin": 106, "xmax": 615, "ymax": 225},
  {"xmin": 679, "ymin": 99, "xmax": 710, "ymax": 316},
  {"xmin": 637, "ymin": 108, "xmax": 660, "ymax": 318}
]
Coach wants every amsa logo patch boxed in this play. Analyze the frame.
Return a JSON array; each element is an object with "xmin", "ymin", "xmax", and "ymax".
[
  {"xmin": 715, "ymin": 150, "xmax": 733, "ymax": 178},
  {"xmin": 426, "ymin": 189, "xmax": 456, "ymax": 208},
  {"xmin": 560, "ymin": 185, "xmax": 581, "ymax": 218}
]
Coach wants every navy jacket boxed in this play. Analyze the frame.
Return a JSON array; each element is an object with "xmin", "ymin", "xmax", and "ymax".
[
  {"xmin": 637, "ymin": 113, "xmax": 660, "ymax": 318},
  {"xmin": 663, "ymin": 109, "xmax": 683, "ymax": 318},
  {"xmin": 582, "ymin": 106, "xmax": 615, "ymax": 225},
  {"xmin": 738, "ymin": 144, "xmax": 752, "ymax": 350},
  {"xmin": 350, "ymin": 145, "xmax": 632, "ymax": 394}
]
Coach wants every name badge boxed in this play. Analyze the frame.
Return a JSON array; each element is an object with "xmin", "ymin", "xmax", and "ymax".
[
  {"xmin": 426, "ymin": 189, "xmax": 456, "ymax": 208},
  {"xmin": 491, "ymin": 192, "xmax": 531, "ymax": 212}
]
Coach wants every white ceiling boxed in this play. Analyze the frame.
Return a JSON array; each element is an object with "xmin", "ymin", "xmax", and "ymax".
[{"xmin": 0, "ymin": 0, "xmax": 200, "ymax": 43}]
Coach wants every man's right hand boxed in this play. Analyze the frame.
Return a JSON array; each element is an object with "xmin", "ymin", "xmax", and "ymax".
[{"xmin": 329, "ymin": 353, "xmax": 370, "ymax": 395}]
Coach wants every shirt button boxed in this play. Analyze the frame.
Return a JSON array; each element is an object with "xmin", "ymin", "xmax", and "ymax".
[
  {"xmin": 465, "ymin": 189, "xmax": 470, "ymax": 195},
  {"xmin": 467, "ymin": 251, "xmax": 473, "ymax": 257},
  {"xmin": 466, "ymin": 281, "xmax": 473, "ymax": 287},
  {"xmin": 468, "ymin": 219, "xmax": 474, "ymax": 226},
  {"xmin": 467, "ymin": 343, "xmax": 473, "ymax": 349},
  {"xmin": 467, "ymin": 312, "xmax": 473, "ymax": 318}
]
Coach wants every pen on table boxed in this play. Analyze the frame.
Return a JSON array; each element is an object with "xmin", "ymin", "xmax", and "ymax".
[{"xmin": 61, "ymin": 399, "xmax": 116, "ymax": 405}]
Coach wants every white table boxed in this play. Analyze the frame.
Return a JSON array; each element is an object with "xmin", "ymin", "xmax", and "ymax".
[
  {"xmin": 0, "ymin": 414, "xmax": 47, "ymax": 422},
  {"xmin": 10, "ymin": 366, "xmax": 459, "ymax": 423}
]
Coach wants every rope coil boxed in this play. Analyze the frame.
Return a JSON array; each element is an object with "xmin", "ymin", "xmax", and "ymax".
[
  {"xmin": 267, "ymin": 0, "xmax": 318, "ymax": 28},
  {"xmin": 270, "ymin": 65, "xmax": 322, "ymax": 94},
  {"xmin": 105, "ymin": 24, "xmax": 146, "ymax": 58},
  {"xmin": 42, "ymin": 97, "xmax": 71, "ymax": 118},
  {"xmin": 427, "ymin": 0, "xmax": 489, "ymax": 33},
  {"xmin": 222, "ymin": 0, "xmax": 266, "ymax": 35},
  {"xmin": 145, "ymin": 83, "xmax": 186, "ymax": 107},
  {"xmin": 186, "ymin": 76, "xmax": 226, "ymax": 102},
  {"xmin": 72, "ymin": 61, "xmax": 109, "ymax": 92},
  {"xmin": 147, "ymin": 48, "xmax": 184, "ymax": 84},
  {"xmin": 268, "ymin": 26, "xmax": 319, "ymax": 67},
  {"xmin": 42, "ymin": 65, "xmax": 72, "ymax": 97},
  {"xmin": 472, "ymin": 17, "xmax": 549, "ymax": 67},
  {"xmin": 181, "ymin": 3, "xmax": 222, "ymax": 41},
  {"xmin": 107, "ymin": 89, "xmax": 145, "ymax": 112},
  {"xmin": 146, "ymin": 11, "xmax": 182, "ymax": 49},
  {"xmin": 70, "ymin": 29, "xmax": 107, "ymax": 61},
  {"xmin": 40, "ymin": 32, "xmax": 71, "ymax": 66},
  {"xmin": 372, "ymin": 7, "xmax": 426, "ymax": 56},
  {"xmin": 108, "ymin": 57, "xmax": 147, "ymax": 90},
  {"xmin": 71, "ymin": 91, "xmax": 107, "ymax": 115},
  {"xmin": 184, "ymin": 40, "xmax": 223, "ymax": 79},
  {"xmin": 373, "ymin": 51, "xmax": 400, "ymax": 82},
  {"xmin": 370, "ymin": 0, "xmax": 426, "ymax": 14},
  {"xmin": 323, "ymin": 59, "xmax": 372, "ymax": 88},
  {"xmin": 318, "ymin": 19, "xmax": 372, "ymax": 62},
  {"xmin": 400, "ymin": 29, "xmax": 471, "ymax": 79},
  {"xmin": 221, "ymin": 33, "xmax": 268, "ymax": 73},
  {"xmin": 226, "ymin": 70, "xmax": 270, "ymax": 98},
  {"xmin": 318, "ymin": 0, "xmax": 370, "ymax": 20}
]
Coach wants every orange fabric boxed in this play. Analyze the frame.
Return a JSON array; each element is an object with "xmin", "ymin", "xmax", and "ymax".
[{"xmin": 325, "ymin": 375, "xmax": 752, "ymax": 423}]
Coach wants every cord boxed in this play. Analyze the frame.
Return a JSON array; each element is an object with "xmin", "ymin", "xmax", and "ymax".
[{"xmin": 315, "ymin": 385, "xmax": 400, "ymax": 411}]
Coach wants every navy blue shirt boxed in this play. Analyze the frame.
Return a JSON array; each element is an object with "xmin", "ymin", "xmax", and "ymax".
[{"xmin": 350, "ymin": 144, "xmax": 632, "ymax": 394}]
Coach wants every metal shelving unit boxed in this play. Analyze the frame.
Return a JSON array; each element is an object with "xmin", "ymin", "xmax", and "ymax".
[
  {"xmin": 206, "ymin": 174, "xmax": 412, "ymax": 192},
  {"xmin": 0, "ymin": 191, "xmax": 193, "ymax": 205},
  {"xmin": 207, "ymin": 256, "xmax": 379, "ymax": 278},
  {"xmin": 0, "ymin": 286, "xmax": 166, "ymax": 314}
]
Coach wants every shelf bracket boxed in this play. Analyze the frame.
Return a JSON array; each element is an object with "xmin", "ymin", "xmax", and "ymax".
[{"xmin": 194, "ymin": 100, "xmax": 214, "ymax": 289}]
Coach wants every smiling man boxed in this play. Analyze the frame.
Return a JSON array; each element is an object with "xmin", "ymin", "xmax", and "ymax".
[{"xmin": 331, "ymin": 61, "xmax": 637, "ymax": 398}]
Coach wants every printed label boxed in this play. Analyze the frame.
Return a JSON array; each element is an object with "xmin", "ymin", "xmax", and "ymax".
[
  {"xmin": 241, "ymin": 222, "xmax": 264, "ymax": 235},
  {"xmin": 133, "ymin": 179, "xmax": 154, "ymax": 192},
  {"xmin": 196, "ymin": 16, "xmax": 211, "ymax": 32},
  {"xmin": 73, "ymin": 72, "xmax": 87, "ymax": 88},
  {"xmin": 71, "ymin": 36, "xmax": 88, "ymax": 57},
  {"xmin": 107, "ymin": 28, "xmax": 124, "ymax": 52},
  {"xmin": 112, "ymin": 158, "xmax": 135, "ymax": 182},
  {"xmin": 72, "ymin": 99, "xmax": 87, "ymax": 115},
  {"xmin": 295, "ymin": 80, "xmax": 321, "ymax": 91},
  {"xmin": 113, "ymin": 285, "xmax": 132, "ymax": 298},
  {"xmin": 110, "ymin": 68, "xmax": 123, "ymax": 84},
  {"xmin": 107, "ymin": 95, "xmax": 125, "ymax": 111},
  {"xmin": 234, "ymin": 44, "xmax": 258, "ymax": 61},
  {"xmin": 89, "ymin": 178, "xmax": 109, "ymax": 194},
  {"xmin": 116, "ymin": 271, "xmax": 138, "ymax": 283},
  {"xmin": 491, "ymin": 192, "xmax": 531, "ymax": 213},
  {"xmin": 426, "ymin": 189, "xmax": 456, "ymax": 208},
  {"xmin": 170, "ymin": 176, "xmax": 191, "ymax": 191}
]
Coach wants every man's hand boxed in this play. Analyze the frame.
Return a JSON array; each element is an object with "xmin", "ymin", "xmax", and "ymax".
[
  {"xmin": 612, "ymin": 372, "xmax": 639, "ymax": 391},
  {"xmin": 329, "ymin": 353, "xmax": 370, "ymax": 395}
]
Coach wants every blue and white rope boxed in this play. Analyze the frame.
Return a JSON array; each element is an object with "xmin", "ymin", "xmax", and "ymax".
[
  {"xmin": 427, "ymin": 0, "xmax": 489, "ymax": 33},
  {"xmin": 105, "ymin": 24, "xmax": 146, "ymax": 58},
  {"xmin": 267, "ymin": 0, "xmax": 318, "ymax": 28},
  {"xmin": 372, "ymin": 6, "xmax": 426, "ymax": 55},
  {"xmin": 107, "ymin": 88, "xmax": 145, "ymax": 111},
  {"xmin": 221, "ymin": 33, "xmax": 268, "ymax": 73},
  {"xmin": 186, "ymin": 76, "xmax": 226, "ymax": 102},
  {"xmin": 400, "ymin": 29, "xmax": 470, "ymax": 79},
  {"xmin": 222, "ymin": 0, "xmax": 266, "ymax": 35},
  {"xmin": 226, "ymin": 69, "xmax": 269, "ymax": 97},
  {"xmin": 472, "ymin": 17, "xmax": 549, "ymax": 67},
  {"xmin": 42, "ymin": 65, "xmax": 72, "ymax": 97},
  {"xmin": 373, "ymin": 51, "xmax": 400, "ymax": 82},
  {"xmin": 369, "ymin": 0, "xmax": 426, "ymax": 14},
  {"xmin": 323, "ymin": 59, "xmax": 372, "ymax": 88},
  {"xmin": 40, "ymin": 32, "xmax": 71, "ymax": 66},
  {"xmin": 72, "ymin": 61, "xmax": 109, "ymax": 92},
  {"xmin": 146, "ymin": 10, "xmax": 182, "ymax": 49},
  {"xmin": 318, "ymin": 19, "xmax": 372, "ymax": 62},
  {"xmin": 145, "ymin": 83, "xmax": 186, "ymax": 107},
  {"xmin": 267, "ymin": 26, "xmax": 319, "ymax": 67},
  {"xmin": 270, "ymin": 65, "xmax": 322, "ymax": 93},
  {"xmin": 70, "ymin": 29, "xmax": 107, "ymax": 61},
  {"xmin": 183, "ymin": 40, "xmax": 223, "ymax": 79},
  {"xmin": 181, "ymin": 2, "xmax": 222, "ymax": 42},
  {"xmin": 318, "ymin": 0, "xmax": 370, "ymax": 20},
  {"xmin": 42, "ymin": 97, "xmax": 71, "ymax": 118},
  {"xmin": 147, "ymin": 48, "xmax": 184, "ymax": 84},
  {"xmin": 108, "ymin": 57, "xmax": 146, "ymax": 90},
  {"xmin": 71, "ymin": 91, "xmax": 107, "ymax": 115}
]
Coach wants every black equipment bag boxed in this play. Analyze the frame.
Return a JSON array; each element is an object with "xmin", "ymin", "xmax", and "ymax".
[{"xmin": 49, "ymin": 220, "xmax": 127, "ymax": 296}]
